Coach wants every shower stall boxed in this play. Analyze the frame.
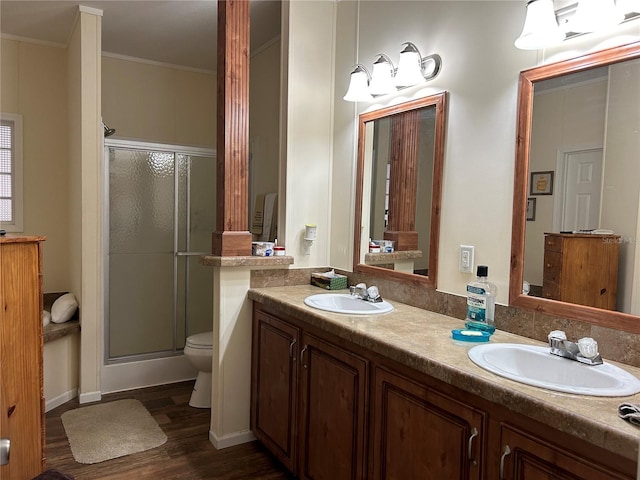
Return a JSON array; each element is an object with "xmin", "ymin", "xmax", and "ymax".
[{"xmin": 103, "ymin": 140, "xmax": 215, "ymax": 391}]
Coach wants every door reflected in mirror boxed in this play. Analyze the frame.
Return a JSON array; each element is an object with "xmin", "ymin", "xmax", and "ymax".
[
  {"xmin": 510, "ymin": 41, "xmax": 640, "ymax": 332},
  {"xmin": 353, "ymin": 93, "xmax": 447, "ymax": 288}
]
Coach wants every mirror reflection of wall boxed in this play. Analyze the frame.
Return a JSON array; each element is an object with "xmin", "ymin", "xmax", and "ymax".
[
  {"xmin": 367, "ymin": 109, "xmax": 435, "ymax": 275},
  {"xmin": 354, "ymin": 92, "xmax": 446, "ymax": 289},
  {"xmin": 522, "ymin": 57, "xmax": 640, "ymax": 315}
]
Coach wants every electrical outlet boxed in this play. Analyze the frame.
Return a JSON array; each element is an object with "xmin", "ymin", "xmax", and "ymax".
[{"xmin": 459, "ymin": 245, "xmax": 475, "ymax": 273}]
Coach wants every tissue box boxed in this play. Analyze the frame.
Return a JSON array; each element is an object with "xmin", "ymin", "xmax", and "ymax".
[{"xmin": 310, "ymin": 272, "xmax": 348, "ymax": 290}]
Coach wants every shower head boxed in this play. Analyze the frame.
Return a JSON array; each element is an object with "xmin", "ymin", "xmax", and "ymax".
[{"xmin": 103, "ymin": 123, "xmax": 116, "ymax": 137}]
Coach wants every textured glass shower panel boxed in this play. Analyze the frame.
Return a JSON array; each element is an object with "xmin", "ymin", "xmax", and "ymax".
[
  {"xmin": 188, "ymin": 155, "xmax": 215, "ymax": 338},
  {"xmin": 109, "ymin": 148, "xmax": 175, "ymax": 357},
  {"xmin": 175, "ymin": 154, "xmax": 216, "ymax": 348}
]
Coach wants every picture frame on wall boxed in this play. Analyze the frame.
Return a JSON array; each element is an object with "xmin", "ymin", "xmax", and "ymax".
[
  {"xmin": 530, "ymin": 171, "xmax": 554, "ymax": 195},
  {"xmin": 526, "ymin": 198, "xmax": 536, "ymax": 221}
]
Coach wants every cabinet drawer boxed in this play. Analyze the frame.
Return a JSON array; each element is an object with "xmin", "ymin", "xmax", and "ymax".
[{"xmin": 544, "ymin": 235, "xmax": 564, "ymax": 253}]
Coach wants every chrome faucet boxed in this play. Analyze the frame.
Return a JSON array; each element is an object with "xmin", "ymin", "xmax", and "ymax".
[
  {"xmin": 349, "ymin": 283, "xmax": 383, "ymax": 303},
  {"xmin": 548, "ymin": 330, "xmax": 603, "ymax": 365}
]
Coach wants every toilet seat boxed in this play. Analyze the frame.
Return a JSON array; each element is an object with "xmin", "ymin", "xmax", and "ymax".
[{"xmin": 186, "ymin": 331, "xmax": 213, "ymax": 350}]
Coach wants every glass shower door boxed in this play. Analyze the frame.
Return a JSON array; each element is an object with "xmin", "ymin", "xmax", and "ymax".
[{"xmin": 107, "ymin": 147, "xmax": 214, "ymax": 361}]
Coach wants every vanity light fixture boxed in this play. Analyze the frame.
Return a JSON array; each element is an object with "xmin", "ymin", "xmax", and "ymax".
[
  {"xmin": 343, "ymin": 64, "xmax": 374, "ymax": 102},
  {"xmin": 394, "ymin": 42, "xmax": 427, "ymax": 88},
  {"xmin": 568, "ymin": 0, "xmax": 624, "ymax": 33},
  {"xmin": 514, "ymin": 0, "xmax": 565, "ymax": 50},
  {"xmin": 369, "ymin": 54, "xmax": 397, "ymax": 96},
  {"xmin": 343, "ymin": 43, "xmax": 442, "ymax": 102},
  {"xmin": 515, "ymin": 0, "xmax": 640, "ymax": 50}
]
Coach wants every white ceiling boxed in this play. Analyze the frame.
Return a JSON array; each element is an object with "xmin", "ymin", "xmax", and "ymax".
[{"xmin": 0, "ymin": 0, "xmax": 281, "ymax": 72}]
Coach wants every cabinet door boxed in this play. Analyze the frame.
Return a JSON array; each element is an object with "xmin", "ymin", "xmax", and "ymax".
[
  {"xmin": 0, "ymin": 241, "xmax": 44, "ymax": 479},
  {"xmin": 251, "ymin": 310, "xmax": 300, "ymax": 473},
  {"xmin": 370, "ymin": 366, "xmax": 484, "ymax": 480},
  {"xmin": 298, "ymin": 333, "xmax": 368, "ymax": 480},
  {"xmin": 498, "ymin": 424, "xmax": 633, "ymax": 480}
]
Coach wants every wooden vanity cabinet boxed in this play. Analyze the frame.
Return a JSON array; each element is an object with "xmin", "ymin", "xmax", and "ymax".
[
  {"xmin": 298, "ymin": 333, "xmax": 368, "ymax": 480},
  {"xmin": 251, "ymin": 309, "xmax": 300, "ymax": 472},
  {"xmin": 251, "ymin": 302, "xmax": 636, "ymax": 480},
  {"xmin": 370, "ymin": 365, "xmax": 485, "ymax": 479},
  {"xmin": 251, "ymin": 306, "xmax": 368, "ymax": 479},
  {"xmin": 494, "ymin": 422, "xmax": 634, "ymax": 480},
  {"xmin": 542, "ymin": 233, "xmax": 619, "ymax": 310}
]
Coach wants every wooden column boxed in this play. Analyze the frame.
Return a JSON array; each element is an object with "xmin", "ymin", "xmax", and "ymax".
[
  {"xmin": 385, "ymin": 110, "xmax": 419, "ymax": 250},
  {"xmin": 212, "ymin": 0, "xmax": 253, "ymax": 256}
]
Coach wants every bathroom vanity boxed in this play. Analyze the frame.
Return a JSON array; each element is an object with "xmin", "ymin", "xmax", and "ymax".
[{"xmin": 249, "ymin": 285, "xmax": 639, "ymax": 479}]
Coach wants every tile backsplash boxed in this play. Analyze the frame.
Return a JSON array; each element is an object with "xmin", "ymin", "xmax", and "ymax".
[{"xmin": 251, "ymin": 266, "xmax": 640, "ymax": 368}]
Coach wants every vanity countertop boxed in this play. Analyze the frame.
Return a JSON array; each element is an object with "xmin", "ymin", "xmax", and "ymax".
[{"xmin": 248, "ymin": 284, "xmax": 640, "ymax": 462}]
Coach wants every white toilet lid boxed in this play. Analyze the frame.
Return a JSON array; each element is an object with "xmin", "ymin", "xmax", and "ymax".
[{"xmin": 186, "ymin": 331, "xmax": 213, "ymax": 349}]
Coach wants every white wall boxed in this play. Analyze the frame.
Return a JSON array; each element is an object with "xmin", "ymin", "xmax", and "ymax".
[
  {"xmin": 602, "ymin": 59, "xmax": 640, "ymax": 313},
  {"xmin": 282, "ymin": 1, "xmax": 336, "ymax": 263},
  {"xmin": 250, "ymin": 38, "xmax": 281, "ymax": 231},
  {"xmin": 0, "ymin": 39, "xmax": 71, "ymax": 291},
  {"xmin": 102, "ymin": 55, "xmax": 216, "ymax": 147},
  {"xmin": 330, "ymin": 1, "xmax": 640, "ymax": 304},
  {"xmin": 525, "ymin": 79, "xmax": 607, "ymax": 286}
]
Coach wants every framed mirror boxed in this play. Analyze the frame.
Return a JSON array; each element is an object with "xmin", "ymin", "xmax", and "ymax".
[
  {"xmin": 353, "ymin": 92, "xmax": 447, "ymax": 288},
  {"xmin": 510, "ymin": 41, "xmax": 640, "ymax": 333}
]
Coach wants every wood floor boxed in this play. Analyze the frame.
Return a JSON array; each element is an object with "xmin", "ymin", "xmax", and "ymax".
[{"xmin": 45, "ymin": 381, "xmax": 294, "ymax": 480}]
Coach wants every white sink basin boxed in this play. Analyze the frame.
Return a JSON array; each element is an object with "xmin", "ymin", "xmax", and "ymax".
[
  {"xmin": 304, "ymin": 293, "xmax": 394, "ymax": 315},
  {"xmin": 468, "ymin": 343, "xmax": 640, "ymax": 397}
]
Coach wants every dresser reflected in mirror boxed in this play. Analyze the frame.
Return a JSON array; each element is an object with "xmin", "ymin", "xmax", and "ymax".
[
  {"xmin": 353, "ymin": 92, "xmax": 447, "ymax": 288},
  {"xmin": 510, "ymin": 41, "xmax": 640, "ymax": 332}
]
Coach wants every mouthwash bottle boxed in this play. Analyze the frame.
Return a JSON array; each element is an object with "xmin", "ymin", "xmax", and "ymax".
[{"xmin": 465, "ymin": 265, "xmax": 497, "ymax": 334}]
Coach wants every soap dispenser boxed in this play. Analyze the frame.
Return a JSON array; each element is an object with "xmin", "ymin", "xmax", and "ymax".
[{"xmin": 465, "ymin": 265, "xmax": 497, "ymax": 334}]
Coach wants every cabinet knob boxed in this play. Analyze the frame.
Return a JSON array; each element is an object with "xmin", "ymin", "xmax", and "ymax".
[
  {"xmin": 300, "ymin": 346, "xmax": 308, "ymax": 369},
  {"xmin": 289, "ymin": 339, "xmax": 297, "ymax": 359}
]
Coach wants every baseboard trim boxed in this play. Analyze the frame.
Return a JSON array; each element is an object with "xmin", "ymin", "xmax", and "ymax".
[
  {"xmin": 209, "ymin": 429, "xmax": 256, "ymax": 449},
  {"xmin": 45, "ymin": 388, "xmax": 78, "ymax": 412},
  {"xmin": 78, "ymin": 390, "xmax": 102, "ymax": 404},
  {"xmin": 101, "ymin": 354, "xmax": 196, "ymax": 394}
]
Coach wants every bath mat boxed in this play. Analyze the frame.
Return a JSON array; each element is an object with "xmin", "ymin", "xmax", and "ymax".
[{"xmin": 61, "ymin": 399, "xmax": 167, "ymax": 464}]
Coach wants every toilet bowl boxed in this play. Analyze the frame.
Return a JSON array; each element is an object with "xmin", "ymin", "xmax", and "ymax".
[{"xmin": 184, "ymin": 331, "xmax": 213, "ymax": 408}]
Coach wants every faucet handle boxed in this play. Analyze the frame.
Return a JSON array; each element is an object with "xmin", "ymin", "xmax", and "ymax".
[
  {"xmin": 548, "ymin": 330, "xmax": 567, "ymax": 342},
  {"xmin": 577, "ymin": 337, "xmax": 599, "ymax": 359},
  {"xmin": 366, "ymin": 286, "xmax": 380, "ymax": 300}
]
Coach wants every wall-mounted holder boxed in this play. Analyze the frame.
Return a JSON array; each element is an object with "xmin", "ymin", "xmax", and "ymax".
[{"xmin": 302, "ymin": 224, "xmax": 317, "ymax": 255}]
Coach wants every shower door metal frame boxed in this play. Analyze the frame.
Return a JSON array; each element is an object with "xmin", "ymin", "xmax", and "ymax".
[{"xmin": 103, "ymin": 139, "xmax": 215, "ymax": 365}]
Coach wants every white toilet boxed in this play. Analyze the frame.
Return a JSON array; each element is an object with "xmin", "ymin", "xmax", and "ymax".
[{"xmin": 184, "ymin": 331, "xmax": 214, "ymax": 408}]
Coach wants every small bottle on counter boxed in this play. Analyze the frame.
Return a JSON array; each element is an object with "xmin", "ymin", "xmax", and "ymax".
[
  {"xmin": 369, "ymin": 240, "xmax": 380, "ymax": 253},
  {"xmin": 465, "ymin": 265, "xmax": 496, "ymax": 334},
  {"xmin": 274, "ymin": 245, "xmax": 286, "ymax": 256}
]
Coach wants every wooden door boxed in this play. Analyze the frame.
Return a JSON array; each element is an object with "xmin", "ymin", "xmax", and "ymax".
[
  {"xmin": 498, "ymin": 424, "xmax": 633, "ymax": 480},
  {"xmin": 0, "ymin": 239, "xmax": 45, "ymax": 479},
  {"xmin": 298, "ymin": 333, "xmax": 368, "ymax": 480},
  {"xmin": 251, "ymin": 309, "xmax": 300, "ymax": 473},
  {"xmin": 370, "ymin": 366, "xmax": 484, "ymax": 480}
]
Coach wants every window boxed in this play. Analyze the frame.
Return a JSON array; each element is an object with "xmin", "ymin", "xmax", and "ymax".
[{"xmin": 0, "ymin": 113, "xmax": 23, "ymax": 232}]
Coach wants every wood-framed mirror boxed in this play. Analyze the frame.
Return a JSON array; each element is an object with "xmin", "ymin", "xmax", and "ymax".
[
  {"xmin": 353, "ymin": 92, "xmax": 447, "ymax": 288},
  {"xmin": 510, "ymin": 41, "xmax": 640, "ymax": 333}
]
